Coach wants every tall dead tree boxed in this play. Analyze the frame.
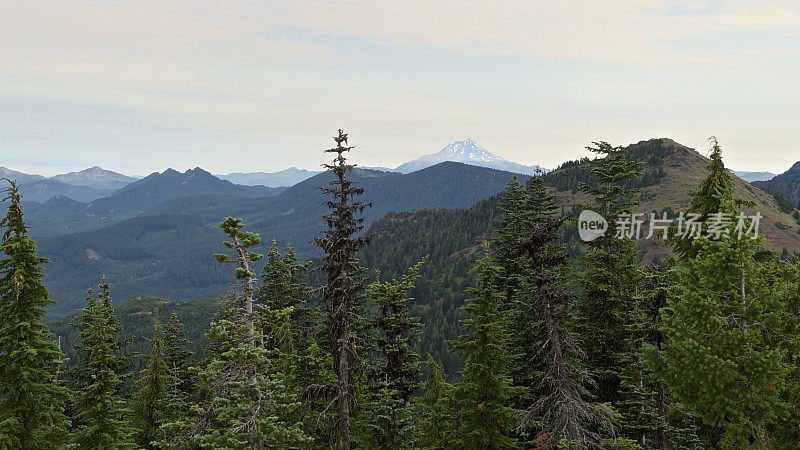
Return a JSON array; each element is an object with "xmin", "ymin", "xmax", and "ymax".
[{"xmin": 314, "ymin": 129, "xmax": 371, "ymax": 450}]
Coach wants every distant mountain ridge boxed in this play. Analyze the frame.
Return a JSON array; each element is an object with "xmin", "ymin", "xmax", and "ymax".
[
  {"xmin": 753, "ymin": 161, "xmax": 800, "ymax": 208},
  {"xmin": 87, "ymin": 167, "xmax": 286, "ymax": 218},
  {"xmin": 19, "ymin": 179, "xmax": 114, "ymax": 203},
  {"xmin": 32, "ymin": 162, "xmax": 529, "ymax": 315},
  {"xmin": 732, "ymin": 170, "xmax": 778, "ymax": 183},
  {"xmin": 0, "ymin": 167, "xmax": 46, "ymax": 185},
  {"xmin": 51, "ymin": 166, "xmax": 138, "ymax": 190},
  {"xmin": 23, "ymin": 168, "xmax": 285, "ymax": 237},
  {"xmin": 217, "ymin": 167, "xmax": 321, "ymax": 187},
  {"xmin": 395, "ymin": 138, "xmax": 545, "ymax": 174}
]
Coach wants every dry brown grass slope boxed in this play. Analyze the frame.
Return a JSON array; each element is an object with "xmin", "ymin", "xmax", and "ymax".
[{"xmin": 547, "ymin": 138, "xmax": 800, "ymax": 261}]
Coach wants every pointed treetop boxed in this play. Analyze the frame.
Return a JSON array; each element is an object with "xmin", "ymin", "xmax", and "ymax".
[
  {"xmin": 326, "ymin": 129, "xmax": 354, "ymax": 155},
  {"xmin": 1, "ymin": 178, "xmax": 27, "ymax": 239}
]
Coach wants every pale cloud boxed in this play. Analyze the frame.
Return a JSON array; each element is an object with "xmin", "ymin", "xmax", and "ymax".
[
  {"xmin": 1, "ymin": 1, "xmax": 800, "ymax": 174},
  {"xmin": 265, "ymin": 0, "xmax": 800, "ymax": 63}
]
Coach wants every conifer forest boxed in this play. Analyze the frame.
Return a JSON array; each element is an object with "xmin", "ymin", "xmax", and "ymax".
[
  {"xmin": 3, "ymin": 130, "xmax": 800, "ymax": 449},
  {"xmin": 4, "ymin": 3, "xmax": 800, "ymax": 449}
]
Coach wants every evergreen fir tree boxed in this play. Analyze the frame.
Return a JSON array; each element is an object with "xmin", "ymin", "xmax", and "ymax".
[
  {"xmin": 258, "ymin": 243, "xmax": 336, "ymax": 447},
  {"xmin": 616, "ymin": 264, "xmax": 674, "ymax": 449},
  {"xmin": 312, "ymin": 129, "xmax": 372, "ymax": 450},
  {"xmin": 669, "ymin": 137, "xmax": 751, "ymax": 259},
  {"xmin": 190, "ymin": 219, "xmax": 308, "ymax": 449},
  {"xmin": 417, "ymin": 354, "xmax": 454, "ymax": 449},
  {"xmin": 450, "ymin": 253, "xmax": 519, "ymax": 449},
  {"xmin": 71, "ymin": 279, "xmax": 135, "ymax": 449},
  {"xmin": 257, "ymin": 242, "xmax": 312, "ymax": 373},
  {"xmin": 191, "ymin": 321, "xmax": 309, "ymax": 449},
  {"xmin": 514, "ymin": 175, "xmax": 617, "ymax": 447},
  {"xmin": 357, "ymin": 260, "xmax": 425, "ymax": 448},
  {"xmin": 132, "ymin": 314, "xmax": 170, "ymax": 449},
  {"xmin": 156, "ymin": 313, "xmax": 196, "ymax": 447},
  {"xmin": 772, "ymin": 257, "xmax": 800, "ymax": 447},
  {"xmin": 0, "ymin": 179, "xmax": 70, "ymax": 448},
  {"xmin": 661, "ymin": 190, "xmax": 787, "ymax": 447},
  {"xmin": 494, "ymin": 176, "xmax": 534, "ymax": 306},
  {"xmin": 369, "ymin": 260, "xmax": 424, "ymax": 404},
  {"xmin": 162, "ymin": 312, "xmax": 194, "ymax": 404},
  {"xmin": 493, "ymin": 176, "xmax": 541, "ymax": 422},
  {"xmin": 213, "ymin": 216, "xmax": 263, "ymax": 345},
  {"xmin": 577, "ymin": 141, "xmax": 643, "ymax": 414}
]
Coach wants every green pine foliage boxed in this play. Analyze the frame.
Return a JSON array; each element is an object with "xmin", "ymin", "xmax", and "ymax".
[
  {"xmin": 156, "ymin": 312, "xmax": 197, "ymax": 447},
  {"xmin": 660, "ymin": 194, "xmax": 788, "ymax": 447},
  {"xmin": 191, "ymin": 319, "xmax": 309, "ymax": 449},
  {"xmin": 257, "ymin": 242, "xmax": 335, "ymax": 447},
  {"xmin": 416, "ymin": 354, "xmax": 455, "ymax": 449},
  {"xmin": 449, "ymin": 254, "xmax": 519, "ymax": 449},
  {"xmin": 577, "ymin": 142, "xmax": 644, "ymax": 416},
  {"xmin": 0, "ymin": 180, "xmax": 70, "ymax": 448},
  {"xmin": 132, "ymin": 314, "xmax": 171, "ymax": 449},
  {"xmin": 356, "ymin": 260, "xmax": 425, "ymax": 448},
  {"xmin": 189, "ymin": 219, "xmax": 309, "ymax": 448},
  {"xmin": 71, "ymin": 279, "xmax": 135, "ymax": 448},
  {"xmin": 508, "ymin": 175, "xmax": 617, "ymax": 447}
]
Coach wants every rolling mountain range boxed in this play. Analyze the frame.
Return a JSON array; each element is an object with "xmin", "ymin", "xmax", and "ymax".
[
  {"xmin": 4, "ymin": 139, "xmax": 544, "ymax": 204},
  {"xmin": 6, "ymin": 138, "xmax": 800, "ymax": 320},
  {"xmin": 20, "ymin": 179, "xmax": 115, "ymax": 203},
  {"xmin": 32, "ymin": 162, "xmax": 530, "ymax": 315},
  {"xmin": 23, "ymin": 168, "xmax": 285, "ymax": 237},
  {"xmin": 395, "ymin": 138, "xmax": 545, "ymax": 174},
  {"xmin": 4, "ymin": 166, "xmax": 137, "ymax": 202},
  {"xmin": 42, "ymin": 138, "xmax": 800, "ymax": 374}
]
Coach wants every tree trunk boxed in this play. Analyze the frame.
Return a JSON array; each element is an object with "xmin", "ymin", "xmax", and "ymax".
[{"xmin": 337, "ymin": 333, "xmax": 351, "ymax": 450}]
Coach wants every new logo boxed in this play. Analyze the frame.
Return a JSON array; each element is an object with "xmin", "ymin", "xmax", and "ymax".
[{"xmin": 577, "ymin": 210, "xmax": 608, "ymax": 242}]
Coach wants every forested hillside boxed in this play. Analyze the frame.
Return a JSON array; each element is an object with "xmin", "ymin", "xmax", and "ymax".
[{"xmin": 754, "ymin": 161, "xmax": 800, "ymax": 209}]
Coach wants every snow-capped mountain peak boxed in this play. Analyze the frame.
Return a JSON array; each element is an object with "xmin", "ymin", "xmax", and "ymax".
[
  {"xmin": 395, "ymin": 139, "xmax": 545, "ymax": 175},
  {"xmin": 442, "ymin": 139, "xmax": 496, "ymax": 162}
]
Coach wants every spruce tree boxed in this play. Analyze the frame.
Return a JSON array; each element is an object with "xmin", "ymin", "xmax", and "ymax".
[
  {"xmin": 71, "ymin": 279, "xmax": 135, "ymax": 449},
  {"xmin": 494, "ymin": 176, "xmax": 540, "ymax": 423},
  {"xmin": 132, "ymin": 314, "xmax": 170, "ymax": 449},
  {"xmin": 417, "ymin": 354, "xmax": 454, "ymax": 449},
  {"xmin": 514, "ymin": 175, "xmax": 616, "ymax": 447},
  {"xmin": 190, "ymin": 218, "xmax": 308, "ymax": 448},
  {"xmin": 661, "ymin": 189, "xmax": 787, "ymax": 447},
  {"xmin": 358, "ymin": 260, "xmax": 425, "ymax": 448},
  {"xmin": 258, "ymin": 243, "xmax": 335, "ymax": 447},
  {"xmin": 213, "ymin": 216, "xmax": 263, "ymax": 345},
  {"xmin": 0, "ymin": 179, "xmax": 70, "ymax": 448},
  {"xmin": 369, "ymin": 260, "xmax": 424, "ymax": 404},
  {"xmin": 257, "ymin": 242, "xmax": 312, "ymax": 373},
  {"xmin": 494, "ymin": 176, "xmax": 534, "ymax": 308},
  {"xmin": 157, "ymin": 313, "xmax": 196, "ymax": 447},
  {"xmin": 669, "ymin": 137, "xmax": 751, "ymax": 259},
  {"xmin": 772, "ymin": 257, "xmax": 800, "ymax": 447},
  {"xmin": 577, "ymin": 141, "xmax": 643, "ymax": 412},
  {"xmin": 162, "ymin": 312, "xmax": 194, "ymax": 405},
  {"xmin": 313, "ymin": 129, "xmax": 372, "ymax": 450},
  {"xmin": 450, "ymin": 253, "xmax": 519, "ymax": 449}
]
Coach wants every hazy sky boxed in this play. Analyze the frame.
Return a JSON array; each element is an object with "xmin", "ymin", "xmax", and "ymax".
[{"xmin": 2, "ymin": 0, "xmax": 800, "ymax": 176}]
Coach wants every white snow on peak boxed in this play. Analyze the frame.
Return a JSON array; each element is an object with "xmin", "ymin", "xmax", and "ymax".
[{"xmin": 395, "ymin": 139, "xmax": 547, "ymax": 175}]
